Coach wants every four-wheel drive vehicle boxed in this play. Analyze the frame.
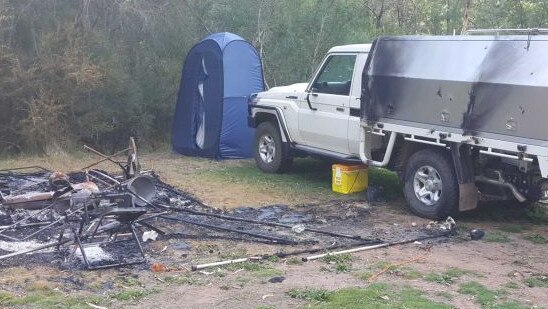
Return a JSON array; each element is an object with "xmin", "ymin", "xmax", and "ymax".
[{"xmin": 248, "ymin": 33, "xmax": 548, "ymax": 219}]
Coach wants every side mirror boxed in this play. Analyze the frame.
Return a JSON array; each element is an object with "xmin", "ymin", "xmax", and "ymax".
[{"xmin": 310, "ymin": 87, "xmax": 319, "ymax": 97}]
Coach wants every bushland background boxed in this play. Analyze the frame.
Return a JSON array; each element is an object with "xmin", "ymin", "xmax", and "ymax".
[{"xmin": 1, "ymin": 0, "xmax": 547, "ymax": 155}]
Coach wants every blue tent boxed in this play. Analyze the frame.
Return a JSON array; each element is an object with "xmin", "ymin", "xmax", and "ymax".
[{"xmin": 171, "ymin": 32, "xmax": 264, "ymax": 159}]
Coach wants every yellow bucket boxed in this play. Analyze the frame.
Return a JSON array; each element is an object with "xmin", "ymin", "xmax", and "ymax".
[{"xmin": 332, "ymin": 164, "xmax": 368, "ymax": 194}]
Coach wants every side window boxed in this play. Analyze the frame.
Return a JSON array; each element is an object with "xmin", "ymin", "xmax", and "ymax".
[{"xmin": 313, "ymin": 54, "xmax": 356, "ymax": 96}]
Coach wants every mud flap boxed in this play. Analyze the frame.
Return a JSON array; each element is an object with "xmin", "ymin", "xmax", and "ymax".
[
  {"xmin": 451, "ymin": 144, "xmax": 479, "ymax": 211},
  {"xmin": 459, "ymin": 183, "xmax": 479, "ymax": 211}
]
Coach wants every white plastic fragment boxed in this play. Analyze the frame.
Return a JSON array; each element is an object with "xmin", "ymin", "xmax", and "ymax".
[{"xmin": 142, "ymin": 230, "xmax": 159, "ymax": 242}]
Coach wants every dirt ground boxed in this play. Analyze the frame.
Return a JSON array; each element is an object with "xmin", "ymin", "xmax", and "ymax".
[{"xmin": 0, "ymin": 153, "xmax": 547, "ymax": 309}]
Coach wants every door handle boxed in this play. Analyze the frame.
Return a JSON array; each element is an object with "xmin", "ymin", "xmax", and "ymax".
[{"xmin": 336, "ymin": 107, "xmax": 344, "ymax": 112}]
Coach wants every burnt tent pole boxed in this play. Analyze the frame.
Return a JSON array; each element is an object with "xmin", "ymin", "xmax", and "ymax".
[{"xmin": 154, "ymin": 203, "xmax": 369, "ymax": 241}]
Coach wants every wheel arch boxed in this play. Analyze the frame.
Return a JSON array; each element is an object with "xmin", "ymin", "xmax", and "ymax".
[
  {"xmin": 395, "ymin": 141, "xmax": 452, "ymax": 180},
  {"xmin": 251, "ymin": 108, "xmax": 291, "ymax": 143}
]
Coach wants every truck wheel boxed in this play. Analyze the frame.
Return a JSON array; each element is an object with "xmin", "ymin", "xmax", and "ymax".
[
  {"xmin": 254, "ymin": 122, "xmax": 292, "ymax": 173},
  {"xmin": 403, "ymin": 149, "xmax": 459, "ymax": 219}
]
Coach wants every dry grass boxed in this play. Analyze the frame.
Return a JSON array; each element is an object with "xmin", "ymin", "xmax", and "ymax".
[{"xmin": 0, "ymin": 152, "xmax": 359, "ymax": 209}]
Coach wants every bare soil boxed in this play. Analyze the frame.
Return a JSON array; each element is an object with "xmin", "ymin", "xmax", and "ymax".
[{"xmin": 0, "ymin": 154, "xmax": 547, "ymax": 309}]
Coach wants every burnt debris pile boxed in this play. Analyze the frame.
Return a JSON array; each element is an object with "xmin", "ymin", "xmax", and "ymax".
[{"xmin": 0, "ymin": 139, "xmax": 452, "ymax": 271}]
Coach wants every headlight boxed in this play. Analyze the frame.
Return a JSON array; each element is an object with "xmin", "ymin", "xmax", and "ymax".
[{"xmin": 248, "ymin": 93, "xmax": 260, "ymax": 105}]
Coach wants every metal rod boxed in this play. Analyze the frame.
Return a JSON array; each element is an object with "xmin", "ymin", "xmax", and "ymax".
[
  {"xmin": 155, "ymin": 203, "xmax": 367, "ymax": 241},
  {"xmin": 0, "ymin": 232, "xmax": 19, "ymax": 241},
  {"xmin": 0, "ymin": 222, "xmax": 51, "ymax": 230},
  {"xmin": 84, "ymin": 172, "xmax": 112, "ymax": 187},
  {"xmin": 88, "ymin": 169, "xmax": 121, "ymax": 185},
  {"xmin": 304, "ymin": 243, "xmax": 389, "ymax": 261},
  {"xmin": 190, "ymin": 239, "xmax": 384, "ymax": 271},
  {"xmin": 81, "ymin": 148, "xmax": 130, "ymax": 171},
  {"xmin": 20, "ymin": 206, "xmax": 84, "ymax": 241},
  {"xmin": 360, "ymin": 131, "xmax": 397, "ymax": 167},
  {"xmin": 0, "ymin": 166, "xmax": 51, "ymax": 173},
  {"xmin": 82, "ymin": 145, "xmax": 128, "ymax": 172},
  {"xmin": 20, "ymin": 216, "xmax": 66, "ymax": 241},
  {"xmin": 271, "ymin": 240, "xmax": 383, "ymax": 258},
  {"xmin": 0, "ymin": 202, "xmax": 56, "ymax": 231},
  {"xmin": 160, "ymin": 215, "xmax": 300, "ymax": 245},
  {"xmin": 0, "ymin": 239, "xmax": 72, "ymax": 261},
  {"xmin": 135, "ymin": 211, "xmax": 170, "ymax": 223},
  {"xmin": 192, "ymin": 257, "xmax": 262, "ymax": 271},
  {"xmin": 135, "ymin": 221, "xmax": 166, "ymax": 236},
  {"xmin": 302, "ymin": 233, "xmax": 451, "ymax": 261}
]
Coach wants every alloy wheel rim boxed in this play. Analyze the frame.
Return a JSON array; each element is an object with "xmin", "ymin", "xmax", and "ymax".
[
  {"xmin": 413, "ymin": 165, "xmax": 443, "ymax": 206},
  {"xmin": 258, "ymin": 135, "xmax": 275, "ymax": 163}
]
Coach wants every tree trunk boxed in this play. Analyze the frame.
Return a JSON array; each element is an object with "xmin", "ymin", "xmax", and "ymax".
[{"xmin": 461, "ymin": 0, "xmax": 473, "ymax": 34}]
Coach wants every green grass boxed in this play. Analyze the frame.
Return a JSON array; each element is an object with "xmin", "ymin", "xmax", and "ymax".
[
  {"xmin": 237, "ymin": 276, "xmax": 251, "ymax": 287},
  {"xmin": 322, "ymin": 253, "xmax": 353, "ymax": 273},
  {"xmin": 110, "ymin": 289, "xmax": 155, "ymax": 301},
  {"xmin": 458, "ymin": 281, "xmax": 530, "ymax": 309},
  {"xmin": 368, "ymin": 167, "xmax": 402, "ymax": 200},
  {"xmin": 287, "ymin": 288, "xmax": 331, "ymax": 302},
  {"xmin": 436, "ymin": 291, "xmax": 454, "ymax": 301},
  {"xmin": 484, "ymin": 231, "xmax": 512, "ymax": 243},
  {"xmin": 459, "ymin": 202, "xmax": 548, "ymax": 224},
  {"xmin": 0, "ymin": 285, "xmax": 158, "ymax": 308},
  {"xmin": 286, "ymin": 257, "xmax": 303, "ymax": 265},
  {"xmin": 424, "ymin": 268, "xmax": 469, "ymax": 285},
  {"xmin": 115, "ymin": 275, "xmax": 143, "ymax": 288},
  {"xmin": 267, "ymin": 255, "xmax": 280, "ymax": 262},
  {"xmin": 523, "ymin": 234, "xmax": 548, "ymax": 244},
  {"xmin": 290, "ymin": 283, "xmax": 451, "ymax": 309},
  {"xmin": 498, "ymin": 225, "xmax": 528, "ymax": 233},
  {"xmin": 335, "ymin": 263, "xmax": 351, "ymax": 273},
  {"xmin": 353, "ymin": 261, "xmax": 423, "ymax": 281},
  {"xmin": 322, "ymin": 253, "xmax": 353, "ymax": 264},
  {"xmin": 524, "ymin": 275, "xmax": 548, "ymax": 288},
  {"xmin": 458, "ymin": 281, "xmax": 503, "ymax": 307},
  {"xmin": 206, "ymin": 158, "xmax": 402, "ymax": 201},
  {"xmin": 526, "ymin": 203, "xmax": 548, "ymax": 224},
  {"xmin": 0, "ymin": 289, "xmax": 107, "ymax": 309},
  {"xmin": 221, "ymin": 261, "xmax": 283, "ymax": 277},
  {"xmin": 207, "ymin": 158, "xmax": 334, "ymax": 198},
  {"xmin": 504, "ymin": 281, "xmax": 520, "ymax": 289},
  {"xmin": 163, "ymin": 275, "xmax": 200, "ymax": 285}
]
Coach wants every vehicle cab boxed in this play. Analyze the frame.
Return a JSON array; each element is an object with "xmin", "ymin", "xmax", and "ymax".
[{"xmin": 248, "ymin": 44, "xmax": 371, "ymax": 173}]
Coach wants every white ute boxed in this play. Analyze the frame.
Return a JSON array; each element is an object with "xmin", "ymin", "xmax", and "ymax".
[{"xmin": 248, "ymin": 34, "xmax": 548, "ymax": 219}]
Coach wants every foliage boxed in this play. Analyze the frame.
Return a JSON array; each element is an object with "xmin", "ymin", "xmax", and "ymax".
[
  {"xmin": 523, "ymin": 234, "xmax": 548, "ymax": 244},
  {"xmin": 294, "ymin": 283, "xmax": 452, "ymax": 309},
  {"xmin": 424, "ymin": 268, "xmax": 469, "ymax": 285},
  {"xmin": 0, "ymin": 288, "xmax": 107, "ymax": 309},
  {"xmin": 458, "ymin": 281, "xmax": 532, "ymax": 309},
  {"xmin": 323, "ymin": 253, "xmax": 353, "ymax": 273},
  {"xmin": 287, "ymin": 288, "xmax": 331, "ymax": 302},
  {"xmin": 498, "ymin": 225, "xmax": 528, "ymax": 233},
  {"xmin": 1, "ymin": 0, "xmax": 548, "ymax": 154},
  {"xmin": 524, "ymin": 275, "xmax": 548, "ymax": 288},
  {"xmin": 484, "ymin": 231, "xmax": 512, "ymax": 243},
  {"xmin": 526, "ymin": 203, "xmax": 548, "ymax": 224}
]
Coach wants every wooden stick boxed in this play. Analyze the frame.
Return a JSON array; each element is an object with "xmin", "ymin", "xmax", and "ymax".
[{"xmin": 367, "ymin": 254, "xmax": 429, "ymax": 283}]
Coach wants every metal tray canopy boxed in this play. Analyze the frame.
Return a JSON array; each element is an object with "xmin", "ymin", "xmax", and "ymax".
[{"xmin": 361, "ymin": 35, "xmax": 548, "ymax": 142}]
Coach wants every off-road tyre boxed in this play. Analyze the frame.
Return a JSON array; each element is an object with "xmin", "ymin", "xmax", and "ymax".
[
  {"xmin": 403, "ymin": 149, "xmax": 459, "ymax": 219},
  {"xmin": 254, "ymin": 122, "xmax": 292, "ymax": 173}
]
